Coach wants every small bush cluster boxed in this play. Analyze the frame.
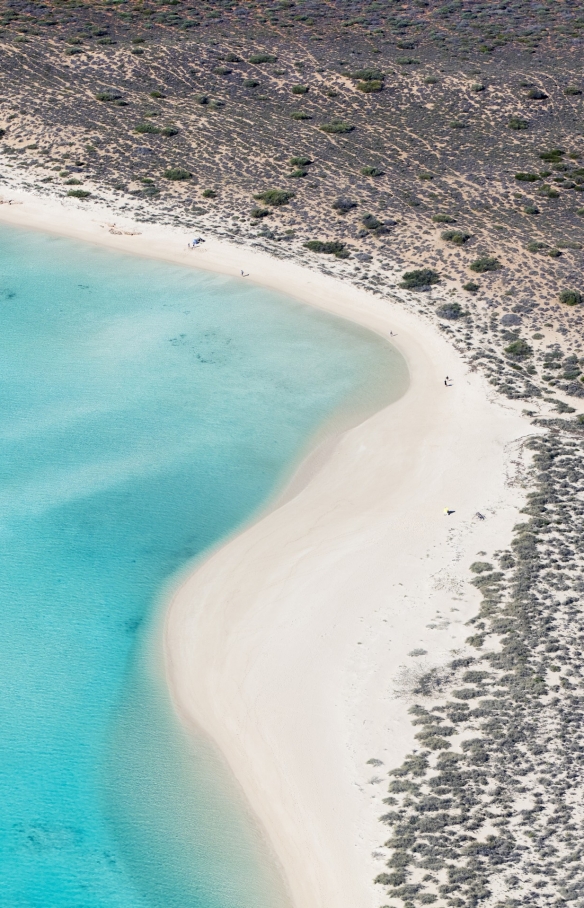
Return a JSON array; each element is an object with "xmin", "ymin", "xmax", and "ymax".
[
  {"xmin": 163, "ymin": 167, "xmax": 191, "ymax": 180},
  {"xmin": 400, "ymin": 268, "xmax": 440, "ymax": 290},
  {"xmin": 470, "ymin": 255, "xmax": 501, "ymax": 273},
  {"xmin": 320, "ymin": 119, "xmax": 354, "ymax": 134},
  {"xmin": 254, "ymin": 189, "xmax": 295, "ymax": 206},
  {"xmin": 303, "ymin": 240, "xmax": 349, "ymax": 259},
  {"xmin": 441, "ymin": 229, "xmax": 471, "ymax": 245}
]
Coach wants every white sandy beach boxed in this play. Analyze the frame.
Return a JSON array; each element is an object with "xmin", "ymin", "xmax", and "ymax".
[{"xmin": 0, "ymin": 192, "xmax": 532, "ymax": 908}]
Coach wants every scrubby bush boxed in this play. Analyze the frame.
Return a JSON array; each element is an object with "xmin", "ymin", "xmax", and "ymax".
[
  {"xmin": 397, "ymin": 56, "xmax": 420, "ymax": 65},
  {"xmin": 320, "ymin": 119, "xmax": 354, "ymax": 134},
  {"xmin": 424, "ymin": 75, "xmax": 438, "ymax": 84},
  {"xmin": 161, "ymin": 126, "xmax": 179, "ymax": 137},
  {"xmin": 135, "ymin": 123, "xmax": 160, "ymax": 134},
  {"xmin": 357, "ymin": 80, "xmax": 383, "ymax": 92},
  {"xmin": 333, "ymin": 198, "xmax": 356, "ymax": 214},
  {"xmin": 214, "ymin": 65, "xmax": 232, "ymax": 76},
  {"xmin": 248, "ymin": 53, "xmax": 277, "ymax": 64},
  {"xmin": 361, "ymin": 165, "xmax": 383, "ymax": 176},
  {"xmin": 471, "ymin": 82, "xmax": 485, "ymax": 92},
  {"xmin": 351, "ymin": 68, "xmax": 384, "ymax": 82},
  {"xmin": 290, "ymin": 155, "xmax": 312, "ymax": 166},
  {"xmin": 463, "ymin": 281, "xmax": 479, "ymax": 292},
  {"xmin": 250, "ymin": 207, "xmax": 269, "ymax": 218},
  {"xmin": 243, "ymin": 79, "xmax": 259, "ymax": 88},
  {"xmin": 505, "ymin": 339, "xmax": 532, "ymax": 358},
  {"xmin": 224, "ymin": 52, "xmax": 242, "ymax": 63},
  {"xmin": 527, "ymin": 88, "xmax": 548, "ymax": 100},
  {"xmin": 441, "ymin": 229, "xmax": 471, "ymax": 245},
  {"xmin": 437, "ymin": 302, "xmax": 465, "ymax": 320},
  {"xmin": 254, "ymin": 188, "xmax": 295, "ymax": 206},
  {"xmin": 400, "ymin": 268, "xmax": 440, "ymax": 290},
  {"xmin": 95, "ymin": 90, "xmax": 121, "ymax": 102},
  {"xmin": 292, "ymin": 84, "xmax": 308, "ymax": 94},
  {"xmin": 524, "ymin": 204, "xmax": 540, "ymax": 214},
  {"xmin": 540, "ymin": 148, "xmax": 564, "ymax": 162},
  {"xmin": 163, "ymin": 167, "xmax": 191, "ymax": 180},
  {"xmin": 419, "ymin": 172, "xmax": 433, "ymax": 180},
  {"xmin": 470, "ymin": 256, "xmax": 501, "ymax": 273},
  {"xmin": 515, "ymin": 172, "xmax": 540, "ymax": 182},
  {"xmin": 559, "ymin": 290, "xmax": 582, "ymax": 306},
  {"xmin": 565, "ymin": 86, "xmax": 582, "ymax": 95},
  {"xmin": 67, "ymin": 189, "xmax": 90, "ymax": 199},
  {"xmin": 303, "ymin": 240, "xmax": 349, "ymax": 259},
  {"xmin": 539, "ymin": 184, "xmax": 560, "ymax": 198},
  {"xmin": 202, "ymin": 189, "xmax": 216, "ymax": 198},
  {"xmin": 432, "ymin": 213, "xmax": 455, "ymax": 223},
  {"xmin": 291, "ymin": 110, "xmax": 311, "ymax": 120},
  {"xmin": 509, "ymin": 117, "xmax": 529, "ymax": 130},
  {"xmin": 362, "ymin": 213, "xmax": 382, "ymax": 230},
  {"xmin": 150, "ymin": 90, "xmax": 165, "ymax": 99}
]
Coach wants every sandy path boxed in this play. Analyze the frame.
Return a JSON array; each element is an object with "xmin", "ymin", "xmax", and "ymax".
[{"xmin": 0, "ymin": 193, "xmax": 531, "ymax": 908}]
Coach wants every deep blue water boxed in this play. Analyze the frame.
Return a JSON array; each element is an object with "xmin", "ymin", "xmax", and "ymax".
[{"xmin": 0, "ymin": 225, "xmax": 408, "ymax": 908}]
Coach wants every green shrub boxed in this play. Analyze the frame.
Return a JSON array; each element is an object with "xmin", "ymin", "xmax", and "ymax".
[
  {"xmin": 515, "ymin": 172, "xmax": 540, "ymax": 182},
  {"xmin": 224, "ymin": 52, "xmax": 242, "ymax": 63},
  {"xmin": 250, "ymin": 207, "xmax": 269, "ymax": 218},
  {"xmin": 291, "ymin": 84, "xmax": 308, "ymax": 94},
  {"xmin": 95, "ymin": 90, "xmax": 121, "ymax": 102},
  {"xmin": 291, "ymin": 110, "xmax": 311, "ymax": 120},
  {"xmin": 437, "ymin": 302, "xmax": 465, "ymax": 320},
  {"xmin": 471, "ymin": 82, "xmax": 485, "ymax": 92},
  {"xmin": 397, "ymin": 56, "xmax": 419, "ymax": 65},
  {"xmin": 470, "ymin": 256, "xmax": 501, "ymax": 273},
  {"xmin": 524, "ymin": 204, "xmax": 540, "ymax": 214},
  {"xmin": 65, "ymin": 178, "xmax": 83, "ymax": 185},
  {"xmin": 362, "ymin": 213, "xmax": 382, "ymax": 230},
  {"xmin": 548, "ymin": 248, "xmax": 562, "ymax": 258},
  {"xmin": 539, "ymin": 184, "xmax": 560, "ymax": 198},
  {"xmin": 463, "ymin": 281, "xmax": 479, "ymax": 292},
  {"xmin": 303, "ymin": 240, "xmax": 349, "ymax": 258},
  {"xmin": 320, "ymin": 119, "xmax": 354, "ymax": 134},
  {"xmin": 540, "ymin": 148, "xmax": 564, "ymax": 162},
  {"xmin": 505, "ymin": 339, "xmax": 532, "ymax": 358},
  {"xmin": 470, "ymin": 561, "xmax": 493, "ymax": 573},
  {"xmin": 357, "ymin": 80, "xmax": 383, "ymax": 92},
  {"xmin": 419, "ymin": 172, "xmax": 433, "ymax": 180},
  {"xmin": 135, "ymin": 123, "xmax": 160, "ymax": 134},
  {"xmin": 131, "ymin": 48, "xmax": 144, "ymax": 56},
  {"xmin": 65, "ymin": 47, "xmax": 83, "ymax": 55},
  {"xmin": 424, "ymin": 75, "xmax": 438, "ymax": 84},
  {"xmin": 565, "ymin": 86, "xmax": 582, "ymax": 96},
  {"xmin": 249, "ymin": 53, "xmax": 277, "ymax": 64},
  {"xmin": 67, "ymin": 189, "xmax": 91, "ymax": 199},
  {"xmin": 526, "ymin": 241, "xmax": 548, "ymax": 252},
  {"xmin": 527, "ymin": 88, "xmax": 547, "ymax": 100},
  {"xmin": 509, "ymin": 117, "xmax": 529, "ymax": 130},
  {"xmin": 432, "ymin": 213, "xmax": 455, "ymax": 223},
  {"xmin": 361, "ymin": 165, "xmax": 383, "ymax": 176},
  {"xmin": 149, "ymin": 90, "xmax": 165, "ymax": 99},
  {"xmin": 97, "ymin": 37, "xmax": 115, "ymax": 45},
  {"xmin": 243, "ymin": 79, "xmax": 259, "ymax": 88},
  {"xmin": 289, "ymin": 167, "xmax": 308, "ymax": 178},
  {"xmin": 577, "ymin": 208, "xmax": 584, "ymax": 217},
  {"xmin": 163, "ymin": 167, "xmax": 191, "ymax": 180},
  {"xmin": 161, "ymin": 125, "xmax": 179, "ymax": 137},
  {"xmin": 351, "ymin": 68, "xmax": 384, "ymax": 82},
  {"xmin": 441, "ymin": 229, "xmax": 471, "ymax": 245},
  {"xmin": 254, "ymin": 188, "xmax": 295, "ymax": 206},
  {"xmin": 290, "ymin": 155, "xmax": 312, "ymax": 166},
  {"xmin": 66, "ymin": 36, "xmax": 83, "ymax": 44},
  {"xmin": 131, "ymin": 36, "xmax": 145, "ymax": 44},
  {"xmin": 202, "ymin": 188, "xmax": 216, "ymax": 198},
  {"xmin": 333, "ymin": 198, "xmax": 356, "ymax": 214},
  {"xmin": 400, "ymin": 268, "xmax": 440, "ymax": 290},
  {"xmin": 559, "ymin": 290, "xmax": 582, "ymax": 306}
]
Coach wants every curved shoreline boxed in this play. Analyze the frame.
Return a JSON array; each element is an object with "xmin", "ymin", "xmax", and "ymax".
[{"xmin": 0, "ymin": 194, "xmax": 531, "ymax": 908}]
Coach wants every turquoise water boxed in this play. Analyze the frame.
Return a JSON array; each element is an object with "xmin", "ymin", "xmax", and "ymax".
[{"xmin": 0, "ymin": 225, "xmax": 408, "ymax": 908}]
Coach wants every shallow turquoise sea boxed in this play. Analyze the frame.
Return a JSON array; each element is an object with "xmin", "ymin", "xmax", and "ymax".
[{"xmin": 0, "ymin": 225, "xmax": 408, "ymax": 908}]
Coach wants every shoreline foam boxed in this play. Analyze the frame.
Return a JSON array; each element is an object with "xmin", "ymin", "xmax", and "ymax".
[{"xmin": 0, "ymin": 192, "xmax": 531, "ymax": 908}]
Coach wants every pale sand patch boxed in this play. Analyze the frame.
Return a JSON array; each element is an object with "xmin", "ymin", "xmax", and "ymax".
[{"xmin": 0, "ymin": 191, "xmax": 532, "ymax": 908}]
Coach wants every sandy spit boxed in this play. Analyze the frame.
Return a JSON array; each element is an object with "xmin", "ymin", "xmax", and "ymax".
[{"xmin": 0, "ymin": 192, "xmax": 532, "ymax": 908}]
